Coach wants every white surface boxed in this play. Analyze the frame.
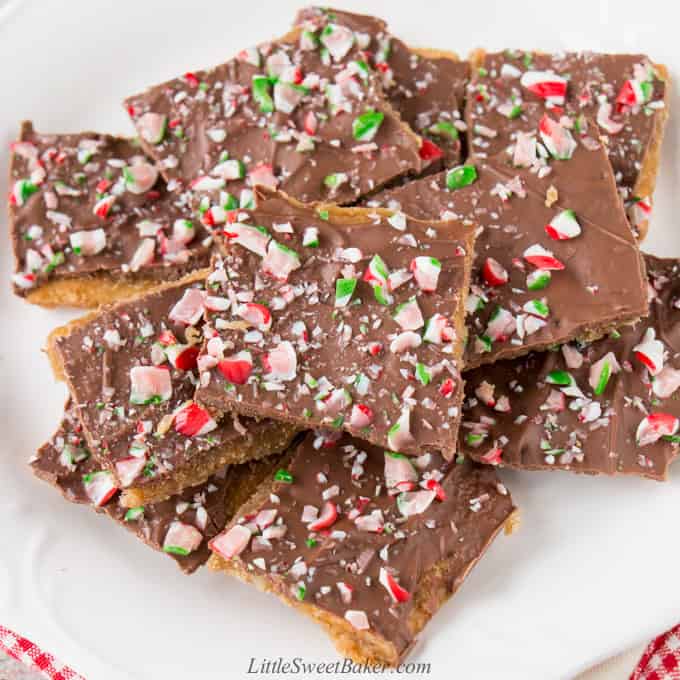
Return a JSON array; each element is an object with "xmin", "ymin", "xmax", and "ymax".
[{"xmin": 1, "ymin": 1, "xmax": 679, "ymax": 679}]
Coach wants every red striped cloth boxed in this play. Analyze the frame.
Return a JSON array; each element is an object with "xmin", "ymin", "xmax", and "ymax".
[
  {"xmin": 0, "ymin": 626, "xmax": 85, "ymax": 680},
  {"xmin": 631, "ymin": 624, "xmax": 680, "ymax": 680},
  {"xmin": 1, "ymin": 621, "xmax": 679, "ymax": 679}
]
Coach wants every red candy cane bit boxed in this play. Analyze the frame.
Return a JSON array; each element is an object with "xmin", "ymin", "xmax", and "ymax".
[
  {"xmin": 419, "ymin": 138, "xmax": 443, "ymax": 161},
  {"xmin": 184, "ymin": 72, "xmax": 200, "ymax": 87},
  {"xmin": 425, "ymin": 478, "xmax": 447, "ymax": 501}
]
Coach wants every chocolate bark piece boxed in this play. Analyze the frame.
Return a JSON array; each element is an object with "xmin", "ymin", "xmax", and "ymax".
[
  {"xmin": 31, "ymin": 405, "xmax": 283, "ymax": 573},
  {"xmin": 466, "ymin": 50, "xmax": 670, "ymax": 239},
  {"xmin": 295, "ymin": 7, "xmax": 469, "ymax": 165},
  {"xmin": 9, "ymin": 121, "xmax": 212, "ymax": 307},
  {"xmin": 209, "ymin": 432, "xmax": 516, "ymax": 666},
  {"xmin": 47, "ymin": 272, "xmax": 298, "ymax": 507},
  {"xmin": 123, "ymin": 19, "xmax": 429, "ymax": 219},
  {"xmin": 372, "ymin": 116, "xmax": 648, "ymax": 369},
  {"xmin": 461, "ymin": 254, "xmax": 680, "ymax": 480},
  {"xmin": 194, "ymin": 188, "xmax": 475, "ymax": 459}
]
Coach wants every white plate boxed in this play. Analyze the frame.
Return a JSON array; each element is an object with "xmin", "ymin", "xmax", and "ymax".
[{"xmin": 1, "ymin": 1, "xmax": 679, "ymax": 678}]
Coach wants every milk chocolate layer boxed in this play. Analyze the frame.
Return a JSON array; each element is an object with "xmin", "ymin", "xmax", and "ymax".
[
  {"xmin": 9, "ymin": 122, "xmax": 210, "ymax": 297},
  {"xmin": 295, "ymin": 7, "xmax": 469, "ymax": 165},
  {"xmin": 195, "ymin": 188, "xmax": 475, "ymax": 459},
  {"xmin": 31, "ymin": 405, "xmax": 231, "ymax": 573},
  {"xmin": 373, "ymin": 116, "xmax": 648, "ymax": 368},
  {"xmin": 461, "ymin": 254, "xmax": 680, "ymax": 480},
  {"xmin": 466, "ymin": 50, "xmax": 669, "ymax": 235},
  {"xmin": 50, "ymin": 276, "xmax": 294, "ymax": 492},
  {"xmin": 209, "ymin": 432, "xmax": 515, "ymax": 665},
  {"xmin": 124, "ymin": 16, "xmax": 428, "ymax": 214}
]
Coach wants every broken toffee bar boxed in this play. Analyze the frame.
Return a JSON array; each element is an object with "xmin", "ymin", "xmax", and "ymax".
[
  {"xmin": 295, "ymin": 6, "xmax": 469, "ymax": 165},
  {"xmin": 31, "ymin": 404, "xmax": 282, "ymax": 573},
  {"xmin": 48, "ymin": 272, "xmax": 297, "ymax": 507},
  {"xmin": 124, "ymin": 14, "xmax": 432, "ymax": 218},
  {"xmin": 373, "ymin": 116, "xmax": 648, "ymax": 369},
  {"xmin": 461, "ymin": 255, "xmax": 680, "ymax": 480},
  {"xmin": 466, "ymin": 50, "xmax": 669, "ymax": 239},
  {"xmin": 209, "ymin": 432, "xmax": 516, "ymax": 666},
  {"xmin": 195, "ymin": 188, "xmax": 475, "ymax": 460},
  {"xmin": 10, "ymin": 122, "xmax": 211, "ymax": 307}
]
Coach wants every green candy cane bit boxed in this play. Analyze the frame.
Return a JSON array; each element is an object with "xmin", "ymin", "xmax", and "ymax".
[
  {"xmin": 45, "ymin": 251, "xmax": 65, "ymax": 273},
  {"xmin": 275, "ymin": 469, "xmax": 293, "ymax": 483},
  {"xmin": 477, "ymin": 335, "xmax": 492, "ymax": 353},
  {"xmin": 508, "ymin": 104, "xmax": 522, "ymax": 119},
  {"xmin": 223, "ymin": 193, "xmax": 238, "ymax": 210},
  {"xmin": 296, "ymin": 584, "xmax": 306, "ymax": 601},
  {"xmin": 546, "ymin": 370, "xmax": 573, "ymax": 386},
  {"xmin": 428, "ymin": 120, "xmax": 459, "ymax": 141},
  {"xmin": 525, "ymin": 299, "xmax": 550, "ymax": 318},
  {"xmin": 335, "ymin": 278, "xmax": 357, "ymax": 307},
  {"xmin": 252, "ymin": 75, "xmax": 274, "ymax": 113},
  {"xmin": 352, "ymin": 109, "xmax": 384, "ymax": 142},
  {"xmin": 318, "ymin": 208, "xmax": 329, "ymax": 221},
  {"xmin": 446, "ymin": 165, "xmax": 477, "ymax": 190},
  {"xmin": 373, "ymin": 284, "xmax": 391, "ymax": 306},
  {"xmin": 465, "ymin": 432, "xmax": 486, "ymax": 447},
  {"xmin": 415, "ymin": 363, "xmax": 431, "ymax": 386},
  {"xmin": 124, "ymin": 507, "xmax": 144, "ymax": 522},
  {"xmin": 324, "ymin": 172, "xmax": 348, "ymax": 189},
  {"xmin": 527, "ymin": 269, "xmax": 551, "ymax": 291},
  {"xmin": 164, "ymin": 545, "xmax": 190, "ymax": 556},
  {"xmin": 306, "ymin": 537, "xmax": 318, "ymax": 548},
  {"xmin": 594, "ymin": 361, "xmax": 611, "ymax": 396}
]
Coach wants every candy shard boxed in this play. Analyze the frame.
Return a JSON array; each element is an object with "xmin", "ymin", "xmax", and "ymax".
[
  {"xmin": 636, "ymin": 413, "xmax": 679, "ymax": 447},
  {"xmin": 379, "ymin": 567, "xmax": 411, "ymax": 603},
  {"xmin": 129, "ymin": 366, "xmax": 173, "ymax": 404},
  {"xmin": 520, "ymin": 70, "xmax": 567, "ymax": 105},
  {"xmin": 210, "ymin": 524, "xmax": 252, "ymax": 559},
  {"xmin": 387, "ymin": 409, "xmax": 415, "ymax": 451},
  {"xmin": 169, "ymin": 287, "xmax": 206, "ymax": 325},
  {"xmin": 263, "ymin": 341, "xmax": 297, "ymax": 382},
  {"xmin": 397, "ymin": 489, "xmax": 436, "ymax": 517},
  {"xmin": 633, "ymin": 327, "xmax": 664, "ymax": 375},
  {"xmin": 588, "ymin": 351, "xmax": 620, "ymax": 395},
  {"xmin": 137, "ymin": 112, "xmax": 167, "ymax": 144},
  {"xmin": 83, "ymin": 471, "xmax": 118, "ymax": 507},
  {"xmin": 174, "ymin": 401, "xmax": 217, "ymax": 437},
  {"xmin": 545, "ymin": 209, "xmax": 581, "ymax": 240},
  {"xmin": 539, "ymin": 115, "xmax": 576, "ymax": 160},
  {"xmin": 653, "ymin": 365, "xmax": 680, "ymax": 399},
  {"xmin": 163, "ymin": 521, "xmax": 203, "ymax": 556},
  {"xmin": 384, "ymin": 451, "xmax": 417, "ymax": 491}
]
